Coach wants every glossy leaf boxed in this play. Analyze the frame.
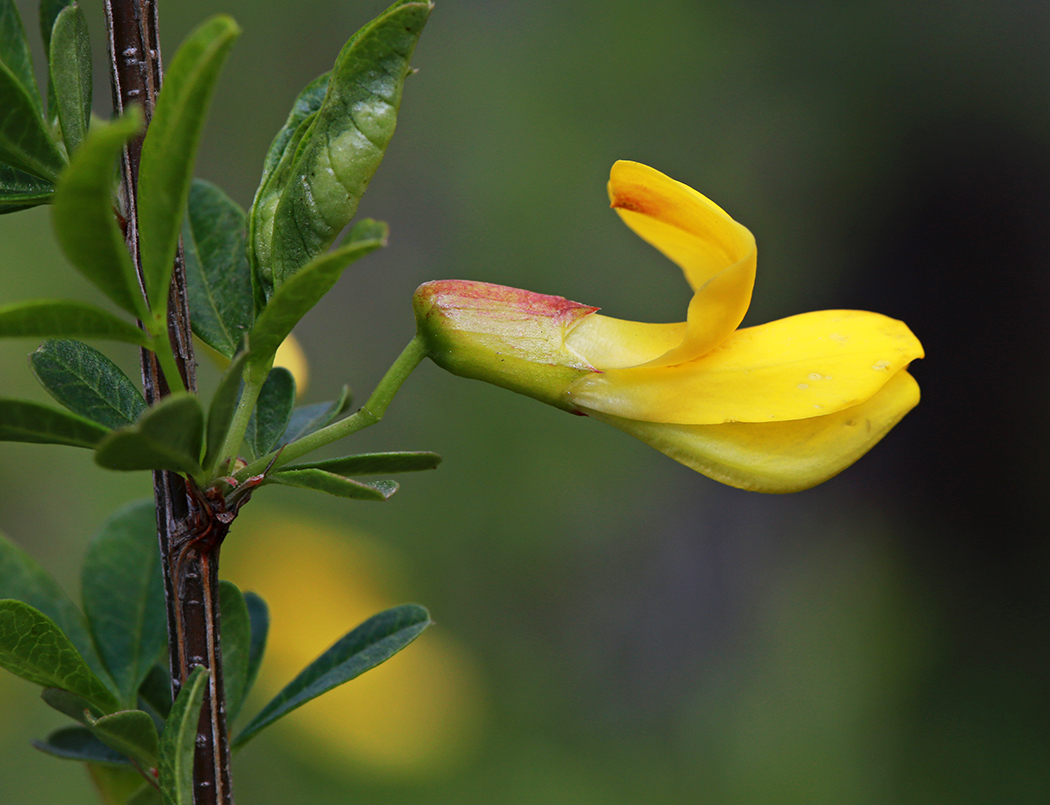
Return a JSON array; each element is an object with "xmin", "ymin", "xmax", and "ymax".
[
  {"xmin": 81, "ymin": 500, "xmax": 166, "ymax": 706},
  {"xmin": 0, "ymin": 599, "xmax": 122, "ymax": 712},
  {"xmin": 86, "ymin": 709, "xmax": 160, "ymax": 769},
  {"xmin": 0, "ymin": 161, "xmax": 53, "ymax": 212},
  {"xmin": 0, "ymin": 530, "xmax": 106, "ymax": 679},
  {"xmin": 42, "ymin": 686, "xmax": 104, "ymax": 724},
  {"xmin": 243, "ymin": 591, "xmax": 268, "ymax": 704},
  {"xmin": 184, "ymin": 179, "xmax": 253, "ymax": 357},
  {"xmin": 280, "ymin": 386, "xmax": 351, "ymax": 445},
  {"xmin": 261, "ymin": 0, "xmax": 431, "ymax": 287},
  {"xmin": 0, "ymin": 0, "xmax": 42, "ymax": 113},
  {"xmin": 138, "ymin": 15, "xmax": 239, "ymax": 318},
  {"xmin": 48, "ymin": 2, "xmax": 91, "ymax": 154},
  {"xmin": 219, "ymin": 581, "xmax": 250, "ymax": 724},
  {"xmin": 0, "ymin": 299, "xmax": 149, "ymax": 344},
  {"xmin": 266, "ymin": 468, "xmax": 398, "ymax": 501},
  {"xmin": 203, "ymin": 348, "xmax": 250, "ymax": 470},
  {"xmin": 0, "ymin": 397, "xmax": 109, "ymax": 447},
  {"xmin": 33, "ymin": 726, "xmax": 131, "ymax": 765},
  {"xmin": 245, "ymin": 366, "xmax": 294, "ymax": 458},
  {"xmin": 0, "ymin": 60, "xmax": 65, "ymax": 180},
  {"xmin": 157, "ymin": 665, "xmax": 208, "ymax": 805},
  {"xmin": 94, "ymin": 393, "xmax": 204, "ymax": 476},
  {"xmin": 246, "ymin": 220, "xmax": 386, "ymax": 379},
  {"xmin": 29, "ymin": 339, "xmax": 147, "ymax": 429},
  {"xmin": 234, "ymin": 604, "xmax": 430, "ymax": 747},
  {"xmin": 287, "ymin": 450, "xmax": 441, "ymax": 475},
  {"xmin": 51, "ymin": 111, "xmax": 145, "ymax": 318}
]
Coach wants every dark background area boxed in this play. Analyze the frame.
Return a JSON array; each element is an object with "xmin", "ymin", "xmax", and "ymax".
[{"xmin": 1, "ymin": 1, "xmax": 1048, "ymax": 802}]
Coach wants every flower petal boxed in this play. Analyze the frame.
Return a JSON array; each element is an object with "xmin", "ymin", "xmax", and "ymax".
[
  {"xmin": 589, "ymin": 369, "xmax": 920, "ymax": 493},
  {"xmin": 566, "ymin": 310, "xmax": 924, "ymax": 424},
  {"xmin": 608, "ymin": 161, "xmax": 756, "ymax": 365}
]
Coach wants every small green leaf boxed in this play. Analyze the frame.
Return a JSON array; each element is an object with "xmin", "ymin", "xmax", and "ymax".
[
  {"xmin": 48, "ymin": 2, "xmax": 91, "ymax": 154},
  {"xmin": 244, "ymin": 366, "xmax": 294, "ymax": 458},
  {"xmin": 243, "ymin": 592, "xmax": 268, "ymax": 703},
  {"xmin": 86, "ymin": 709, "xmax": 160, "ymax": 769},
  {"xmin": 29, "ymin": 339, "xmax": 147, "ymax": 430},
  {"xmin": 234, "ymin": 604, "xmax": 430, "ymax": 748},
  {"xmin": 127, "ymin": 780, "xmax": 165, "ymax": 805},
  {"xmin": 246, "ymin": 221, "xmax": 386, "ymax": 379},
  {"xmin": 51, "ymin": 111, "xmax": 146, "ymax": 318},
  {"xmin": 39, "ymin": 0, "xmax": 71, "ymax": 53},
  {"xmin": 136, "ymin": 663, "xmax": 172, "ymax": 720},
  {"xmin": 82, "ymin": 500, "xmax": 166, "ymax": 706},
  {"xmin": 33, "ymin": 726, "xmax": 132, "ymax": 765},
  {"xmin": 0, "ymin": 299, "xmax": 150, "ymax": 344},
  {"xmin": 0, "ymin": 161, "xmax": 54, "ymax": 212},
  {"xmin": 138, "ymin": 15, "xmax": 240, "ymax": 319},
  {"xmin": 0, "ymin": 61, "xmax": 65, "ymax": 180},
  {"xmin": 0, "ymin": 397, "xmax": 109, "ymax": 447},
  {"xmin": 1, "ymin": 0, "xmax": 42, "ymax": 114},
  {"xmin": 94, "ymin": 393, "xmax": 204, "ymax": 476},
  {"xmin": 280, "ymin": 386, "xmax": 351, "ymax": 445},
  {"xmin": 218, "ymin": 581, "xmax": 250, "ymax": 724},
  {"xmin": 158, "ymin": 665, "xmax": 208, "ymax": 805},
  {"xmin": 42, "ymin": 686, "xmax": 105, "ymax": 724},
  {"xmin": 184, "ymin": 179, "xmax": 253, "ymax": 357},
  {"xmin": 203, "ymin": 348, "xmax": 250, "ymax": 470},
  {"xmin": 0, "ymin": 599, "xmax": 122, "ymax": 713},
  {"xmin": 287, "ymin": 451, "xmax": 441, "ymax": 475},
  {"xmin": 266, "ymin": 468, "xmax": 398, "ymax": 501},
  {"xmin": 260, "ymin": 0, "xmax": 431, "ymax": 286}
]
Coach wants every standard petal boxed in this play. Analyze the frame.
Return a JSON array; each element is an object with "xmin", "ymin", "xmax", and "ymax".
[
  {"xmin": 588, "ymin": 369, "xmax": 920, "ymax": 493},
  {"xmin": 566, "ymin": 310, "xmax": 924, "ymax": 424},
  {"xmin": 608, "ymin": 160, "xmax": 757, "ymax": 364}
]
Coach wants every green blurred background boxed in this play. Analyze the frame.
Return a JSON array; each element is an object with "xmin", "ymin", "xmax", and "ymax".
[{"xmin": 2, "ymin": 0, "xmax": 1048, "ymax": 802}]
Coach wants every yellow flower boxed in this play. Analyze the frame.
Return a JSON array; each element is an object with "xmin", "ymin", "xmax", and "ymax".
[{"xmin": 414, "ymin": 161, "xmax": 923, "ymax": 493}]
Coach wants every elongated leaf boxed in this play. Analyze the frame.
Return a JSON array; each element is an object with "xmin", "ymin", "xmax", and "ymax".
[
  {"xmin": 42, "ymin": 687, "xmax": 105, "ymax": 725},
  {"xmin": 184, "ymin": 179, "xmax": 253, "ymax": 357},
  {"xmin": 48, "ymin": 2, "xmax": 91, "ymax": 154},
  {"xmin": 0, "ymin": 299, "xmax": 149, "ymax": 344},
  {"xmin": 279, "ymin": 388, "xmax": 351, "ymax": 446},
  {"xmin": 246, "ymin": 220, "xmax": 386, "ymax": 379},
  {"xmin": 0, "ymin": 60, "xmax": 65, "ymax": 180},
  {"xmin": 244, "ymin": 366, "xmax": 294, "ymax": 458},
  {"xmin": 51, "ymin": 111, "xmax": 145, "ymax": 318},
  {"xmin": 203, "ymin": 348, "xmax": 250, "ymax": 470},
  {"xmin": 39, "ymin": 0, "xmax": 71, "ymax": 53},
  {"xmin": 136, "ymin": 663, "xmax": 172, "ymax": 719},
  {"xmin": 29, "ymin": 339, "xmax": 147, "ymax": 429},
  {"xmin": 219, "ymin": 581, "xmax": 250, "ymax": 724},
  {"xmin": 287, "ymin": 451, "xmax": 441, "ymax": 475},
  {"xmin": 0, "ymin": 599, "xmax": 122, "ymax": 712},
  {"xmin": 263, "ymin": 1, "xmax": 431, "ymax": 286},
  {"xmin": 87, "ymin": 709, "xmax": 160, "ymax": 769},
  {"xmin": 266, "ymin": 468, "xmax": 398, "ymax": 501},
  {"xmin": 158, "ymin": 665, "xmax": 208, "ymax": 805},
  {"xmin": 33, "ymin": 726, "xmax": 131, "ymax": 765},
  {"xmin": 234, "ymin": 604, "xmax": 430, "ymax": 747},
  {"xmin": 0, "ymin": 0, "xmax": 41, "ymax": 113},
  {"xmin": 0, "ymin": 530, "xmax": 106, "ymax": 680},
  {"xmin": 243, "ymin": 591, "xmax": 268, "ymax": 703},
  {"xmin": 138, "ymin": 15, "xmax": 239, "ymax": 318},
  {"xmin": 0, "ymin": 397, "xmax": 109, "ymax": 447},
  {"xmin": 81, "ymin": 500, "xmax": 166, "ymax": 706},
  {"xmin": 0, "ymin": 161, "xmax": 53, "ymax": 212},
  {"xmin": 94, "ymin": 393, "xmax": 204, "ymax": 475}
]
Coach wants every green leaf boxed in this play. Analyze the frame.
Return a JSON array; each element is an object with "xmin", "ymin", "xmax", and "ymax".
[
  {"xmin": 136, "ymin": 663, "xmax": 172, "ymax": 719},
  {"xmin": 280, "ymin": 386, "xmax": 351, "ymax": 445},
  {"xmin": 94, "ymin": 393, "xmax": 204, "ymax": 476},
  {"xmin": 184, "ymin": 179, "xmax": 253, "ymax": 357},
  {"xmin": 260, "ymin": 0, "xmax": 431, "ymax": 287},
  {"xmin": 0, "ymin": 59, "xmax": 65, "ymax": 180},
  {"xmin": 0, "ymin": 530, "xmax": 107, "ymax": 680},
  {"xmin": 33, "ymin": 726, "xmax": 132, "ymax": 765},
  {"xmin": 81, "ymin": 500, "xmax": 166, "ymax": 706},
  {"xmin": 243, "ymin": 591, "xmax": 268, "ymax": 704},
  {"xmin": 128, "ymin": 780, "xmax": 165, "ymax": 805},
  {"xmin": 0, "ymin": 0, "xmax": 42, "ymax": 114},
  {"xmin": 0, "ymin": 161, "xmax": 54, "ymax": 212},
  {"xmin": 157, "ymin": 665, "xmax": 208, "ymax": 805},
  {"xmin": 234, "ymin": 604, "xmax": 430, "ymax": 748},
  {"xmin": 266, "ymin": 468, "xmax": 398, "ymax": 501},
  {"xmin": 29, "ymin": 339, "xmax": 147, "ymax": 429},
  {"xmin": 287, "ymin": 451, "xmax": 441, "ymax": 475},
  {"xmin": 0, "ymin": 299, "xmax": 150, "ymax": 344},
  {"xmin": 42, "ymin": 686, "xmax": 105, "ymax": 724},
  {"xmin": 218, "ymin": 581, "xmax": 250, "ymax": 724},
  {"xmin": 246, "ymin": 220, "xmax": 386, "ymax": 379},
  {"xmin": 203, "ymin": 348, "xmax": 250, "ymax": 470},
  {"xmin": 51, "ymin": 111, "xmax": 146, "ymax": 318},
  {"xmin": 48, "ymin": 2, "xmax": 91, "ymax": 154},
  {"xmin": 0, "ymin": 599, "xmax": 122, "ymax": 712},
  {"xmin": 0, "ymin": 397, "xmax": 109, "ymax": 447},
  {"xmin": 244, "ymin": 367, "xmax": 294, "ymax": 458},
  {"xmin": 137, "ymin": 15, "xmax": 239, "ymax": 319},
  {"xmin": 86, "ymin": 709, "xmax": 160, "ymax": 769}
]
